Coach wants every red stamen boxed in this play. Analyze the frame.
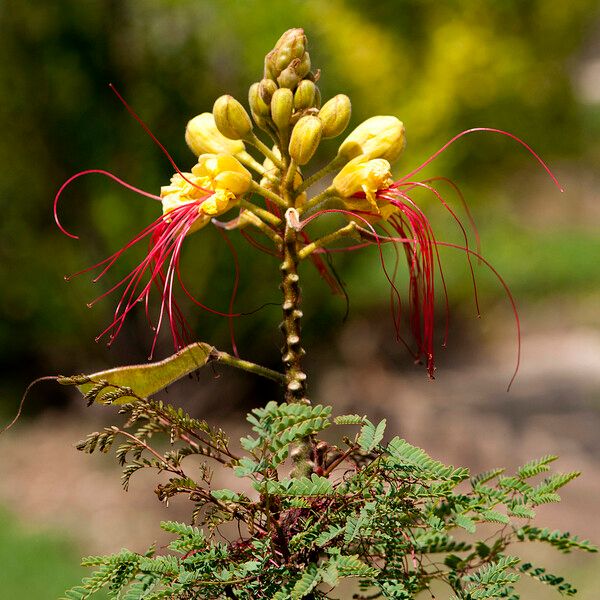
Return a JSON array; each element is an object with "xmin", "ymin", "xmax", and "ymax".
[
  {"xmin": 54, "ymin": 169, "xmax": 161, "ymax": 240},
  {"xmin": 217, "ymin": 229, "xmax": 241, "ymax": 357},
  {"xmin": 109, "ymin": 84, "xmax": 209, "ymax": 194},
  {"xmin": 394, "ymin": 127, "xmax": 563, "ymax": 192},
  {"xmin": 420, "ymin": 176, "xmax": 482, "ymax": 257}
]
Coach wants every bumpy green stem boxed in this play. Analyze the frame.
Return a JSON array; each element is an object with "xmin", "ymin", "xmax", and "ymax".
[
  {"xmin": 280, "ymin": 219, "xmax": 307, "ymax": 404},
  {"xmin": 280, "ymin": 216, "xmax": 314, "ymax": 478}
]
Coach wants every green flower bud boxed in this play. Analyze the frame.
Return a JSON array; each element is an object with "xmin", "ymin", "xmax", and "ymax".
[
  {"xmin": 277, "ymin": 59, "xmax": 302, "ymax": 89},
  {"xmin": 264, "ymin": 58, "xmax": 277, "ymax": 81},
  {"xmin": 185, "ymin": 113, "xmax": 245, "ymax": 156},
  {"xmin": 264, "ymin": 28, "xmax": 307, "ymax": 80},
  {"xmin": 271, "ymin": 88, "xmax": 294, "ymax": 131},
  {"xmin": 337, "ymin": 115, "xmax": 406, "ymax": 163},
  {"xmin": 319, "ymin": 94, "xmax": 352, "ymax": 139},
  {"xmin": 259, "ymin": 78, "xmax": 277, "ymax": 104},
  {"xmin": 288, "ymin": 115, "xmax": 322, "ymax": 165},
  {"xmin": 294, "ymin": 80, "xmax": 317, "ymax": 110},
  {"xmin": 295, "ymin": 53, "xmax": 311, "ymax": 79},
  {"xmin": 249, "ymin": 83, "xmax": 270, "ymax": 118},
  {"xmin": 213, "ymin": 95, "xmax": 253, "ymax": 140}
]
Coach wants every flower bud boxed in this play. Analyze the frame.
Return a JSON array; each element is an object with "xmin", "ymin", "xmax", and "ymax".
[
  {"xmin": 337, "ymin": 115, "xmax": 406, "ymax": 163},
  {"xmin": 295, "ymin": 53, "xmax": 311, "ymax": 79},
  {"xmin": 294, "ymin": 80, "xmax": 317, "ymax": 110},
  {"xmin": 277, "ymin": 59, "xmax": 302, "ymax": 89},
  {"xmin": 265, "ymin": 28, "xmax": 307, "ymax": 79},
  {"xmin": 213, "ymin": 95, "xmax": 253, "ymax": 140},
  {"xmin": 263, "ymin": 57, "xmax": 277, "ymax": 81},
  {"xmin": 280, "ymin": 28, "xmax": 307, "ymax": 60},
  {"xmin": 271, "ymin": 88, "xmax": 294, "ymax": 131},
  {"xmin": 185, "ymin": 113, "xmax": 245, "ymax": 157},
  {"xmin": 319, "ymin": 94, "xmax": 352, "ymax": 139},
  {"xmin": 259, "ymin": 78, "xmax": 278, "ymax": 104},
  {"xmin": 332, "ymin": 156, "xmax": 393, "ymax": 209},
  {"xmin": 248, "ymin": 83, "xmax": 270, "ymax": 118},
  {"xmin": 288, "ymin": 115, "xmax": 323, "ymax": 165}
]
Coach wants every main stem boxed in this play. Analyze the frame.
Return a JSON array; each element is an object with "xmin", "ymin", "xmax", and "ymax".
[
  {"xmin": 280, "ymin": 162, "xmax": 313, "ymax": 478},
  {"xmin": 280, "ymin": 222, "xmax": 308, "ymax": 404}
]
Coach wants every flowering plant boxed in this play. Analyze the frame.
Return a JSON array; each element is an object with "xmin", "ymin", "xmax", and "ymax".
[{"xmin": 44, "ymin": 28, "xmax": 595, "ymax": 599}]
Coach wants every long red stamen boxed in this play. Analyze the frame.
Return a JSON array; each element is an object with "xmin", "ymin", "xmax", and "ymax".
[
  {"xmin": 394, "ymin": 127, "xmax": 563, "ymax": 192},
  {"xmin": 86, "ymin": 202, "xmax": 203, "ymax": 352},
  {"xmin": 419, "ymin": 176, "xmax": 482, "ymax": 257},
  {"xmin": 54, "ymin": 169, "xmax": 161, "ymax": 240},
  {"xmin": 360, "ymin": 229, "xmax": 521, "ymax": 391},
  {"xmin": 300, "ymin": 208, "xmax": 420, "ymax": 363},
  {"xmin": 389, "ymin": 181, "xmax": 481, "ymax": 319},
  {"xmin": 109, "ymin": 84, "xmax": 209, "ymax": 194},
  {"xmin": 217, "ymin": 229, "xmax": 241, "ymax": 357}
]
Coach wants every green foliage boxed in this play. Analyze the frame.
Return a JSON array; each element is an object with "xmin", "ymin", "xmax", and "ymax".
[
  {"xmin": 65, "ymin": 400, "xmax": 596, "ymax": 599},
  {"xmin": 358, "ymin": 418, "xmax": 387, "ymax": 452}
]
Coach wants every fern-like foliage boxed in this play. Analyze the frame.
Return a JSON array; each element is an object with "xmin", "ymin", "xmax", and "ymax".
[{"xmin": 64, "ymin": 402, "xmax": 597, "ymax": 599}]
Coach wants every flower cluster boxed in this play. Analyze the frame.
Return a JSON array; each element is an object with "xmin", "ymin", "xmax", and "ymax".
[{"xmin": 55, "ymin": 28, "xmax": 561, "ymax": 380}]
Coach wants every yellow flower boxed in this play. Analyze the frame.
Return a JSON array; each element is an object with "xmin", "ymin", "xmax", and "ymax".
[
  {"xmin": 332, "ymin": 156, "xmax": 393, "ymax": 212},
  {"xmin": 198, "ymin": 189, "xmax": 237, "ymax": 216},
  {"xmin": 337, "ymin": 115, "xmax": 406, "ymax": 163},
  {"xmin": 160, "ymin": 172, "xmax": 206, "ymax": 213},
  {"xmin": 191, "ymin": 154, "xmax": 252, "ymax": 195},
  {"xmin": 160, "ymin": 154, "xmax": 252, "ymax": 233}
]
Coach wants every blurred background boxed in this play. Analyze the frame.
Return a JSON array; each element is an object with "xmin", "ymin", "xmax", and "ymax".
[{"xmin": 0, "ymin": 0, "xmax": 599, "ymax": 597}]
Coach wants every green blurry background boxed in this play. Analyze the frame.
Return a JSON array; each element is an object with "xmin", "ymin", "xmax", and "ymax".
[{"xmin": 1, "ymin": 0, "xmax": 599, "ymax": 597}]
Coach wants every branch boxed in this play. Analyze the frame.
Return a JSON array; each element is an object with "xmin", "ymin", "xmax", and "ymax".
[
  {"xmin": 211, "ymin": 351, "xmax": 286, "ymax": 384},
  {"xmin": 298, "ymin": 221, "xmax": 358, "ymax": 260}
]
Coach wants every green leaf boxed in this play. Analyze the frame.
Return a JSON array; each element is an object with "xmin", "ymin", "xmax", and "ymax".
[
  {"xmin": 517, "ymin": 526, "xmax": 598, "ymax": 553},
  {"xmin": 291, "ymin": 564, "xmax": 322, "ymax": 599},
  {"xmin": 331, "ymin": 554, "xmax": 378, "ymax": 577},
  {"xmin": 334, "ymin": 414, "xmax": 366, "ymax": 425},
  {"xmin": 387, "ymin": 437, "xmax": 469, "ymax": 482},
  {"xmin": 520, "ymin": 562, "xmax": 578, "ymax": 596},
  {"xmin": 358, "ymin": 419, "xmax": 386, "ymax": 452},
  {"xmin": 315, "ymin": 525, "xmax": 345, "ymax": 547},
  {"xmin": 258, "ymin": 474, "xmax": 334, "ymax": 496},
  {"xmin": 517, "ymin": 455, "xmax": 558, "ymax": 479},
  {"xmin": 455, "ymin": 514, "xmax": 477, "ymax": 534},
  {"xmin": 71, "ymin": 342, "xmax": 213, "ymax": 404},
  {"xmin": 480, "ymin": 510, "xmax": 510, "ymax": 525}
]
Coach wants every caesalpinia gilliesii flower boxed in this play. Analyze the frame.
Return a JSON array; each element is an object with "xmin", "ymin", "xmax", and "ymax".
[
  {"xmin": 161, "ymin": 154, "xmax": 251, "ymax": 231},
  {"xmin": 55, "ymin": 150, "xmax": 252, "ymax": 356},
  {"xmin": 319, "ymin": 114, "xmax": 561, "ymax": 381},
  {"xmin": 332, "ymin": 156, "xmax": 394, "ymax": 214},
  {"xmin": 327, "ymin": 122, "xmax": 442, "ymax": 377}
]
